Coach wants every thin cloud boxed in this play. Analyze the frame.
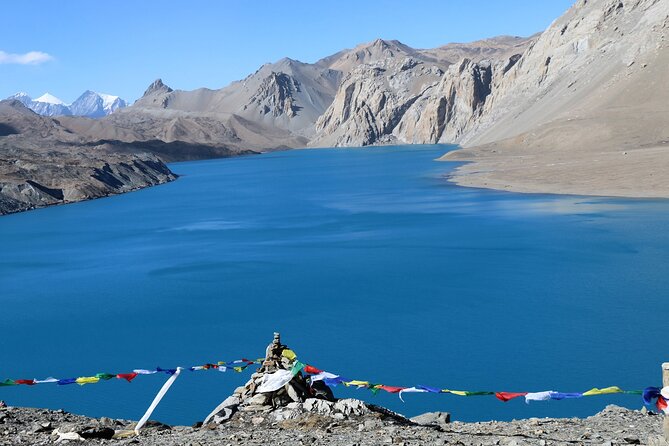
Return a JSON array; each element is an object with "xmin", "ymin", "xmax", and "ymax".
[{"xmin": 0, "ymin": 50, "xmax": 54, "ymax": 65}]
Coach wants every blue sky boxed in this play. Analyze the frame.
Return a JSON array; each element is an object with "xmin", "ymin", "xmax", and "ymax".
[{"xmin": 0, "ymin": 1, "xmax": 574, "ymax": 103}]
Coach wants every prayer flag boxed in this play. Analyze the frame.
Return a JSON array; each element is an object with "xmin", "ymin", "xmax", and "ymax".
[
  {"xmin": 582, "ymin": 386, "xmax": 623, "ymax": 396},
  {"xmin": 76, "ymin": 377, "xmax": 100, "ymax": 385},
  {"xmin": 117, "ymin": 373, "xmax": 138, "ymax": 382}
]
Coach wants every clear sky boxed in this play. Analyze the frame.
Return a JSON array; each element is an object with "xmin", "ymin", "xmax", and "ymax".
[{"xmin": 0, "ymin": 0, "xmax": 575, "ymax": 103}]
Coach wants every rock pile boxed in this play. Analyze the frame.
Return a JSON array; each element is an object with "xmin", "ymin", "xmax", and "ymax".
[
  {"xmin": 203, "ymin": 333, "xmax": 414, "ymax": 428},
  {"xmin": 205, "ymin": 333, "xmax": 379, "ymax": 424}
]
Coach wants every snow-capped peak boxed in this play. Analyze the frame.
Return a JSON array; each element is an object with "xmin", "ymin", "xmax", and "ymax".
[
  {"xmin": 34, "ymin": 93, "xmax": 66, "ymax": 105},
  {"xmin": 4, "ymin": 90, "xmax": 127, "ymax": 118},
  {"xmin": 96, "ymin": 92, "xmax": 120, "ymax": 109}
]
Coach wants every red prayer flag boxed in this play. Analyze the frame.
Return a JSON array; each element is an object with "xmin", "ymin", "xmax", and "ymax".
[
  {"xmin": 657, "ymin": 396, "xmax": 668, "ymax": 413},
  {"xmin": 380, "ymin": 385, "xmax": 405, "ymax": 393},
  {"xmin": 117, "ymin": 373, "xmax": 138, "ymax": 382},
  {"xmin": 15, "ymin": 379, "xmax": 35, "ymax": 385},
  {"xmin": 495, "ymin": 392, "xmax": 527, "ymax": 402},
  {"xmin": 304, "ymin": 365, "xmax": 322, "ymax": 374}
]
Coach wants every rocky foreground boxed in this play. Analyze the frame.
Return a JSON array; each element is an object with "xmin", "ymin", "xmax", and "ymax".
[
  {"xmin": 0, "ymin": 403, "xmax": 664, "ymax": 446},
  {"xmin": 2, "ymin": 335, "xmax": 666, "ymax": 445}
]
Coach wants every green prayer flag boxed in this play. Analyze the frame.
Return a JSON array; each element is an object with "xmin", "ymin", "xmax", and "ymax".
[
  {"xmin": 291, "ymin": 361, "xmax": 306, "ymax": 376},
  {"xmin": 95, "ymin": 373, "xmax": 115, "ymax": 381}
]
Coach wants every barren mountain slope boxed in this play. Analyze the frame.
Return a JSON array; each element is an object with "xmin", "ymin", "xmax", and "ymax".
[
  {"xmin": 442, "ymin": 0, "xmax": 669, "ymax": 197},
  {"xmin": 316, "ymin": 39, "xmax": 437, "ymax": 74},
  {"xmin": 417, "ymin": 35, "xmax": 536, "ymax": 66},
  {"xmin": 59, "ymin": 79, "xmax": 309, "ymax": 160},
  {"xmin": 0, "ymin": 101, "xmax": 176, "ymax": 215},
  {"xmin": 131, "ymin": 58, "xmax": 341, "ymax": 138}
]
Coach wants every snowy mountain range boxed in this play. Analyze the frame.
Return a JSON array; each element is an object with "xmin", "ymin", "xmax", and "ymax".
[{"xmin": 8, "ymin": 91, "xmax": 127, "ymax": 118}]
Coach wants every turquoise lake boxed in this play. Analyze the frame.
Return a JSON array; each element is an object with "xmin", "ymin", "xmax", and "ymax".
[{"xmin": 1, "ymin": 145, "xmax": 668, "ymax": 424}]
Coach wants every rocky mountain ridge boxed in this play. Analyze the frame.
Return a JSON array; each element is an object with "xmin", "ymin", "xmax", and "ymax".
[{"xmin": 73, "ymin": 34, "xmax": 531, "ymax": 155}]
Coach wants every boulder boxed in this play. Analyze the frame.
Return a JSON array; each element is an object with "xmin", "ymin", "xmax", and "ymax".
[{"xmin": 410, "ymin": 411, "xmax": 451, "ymax": 427}]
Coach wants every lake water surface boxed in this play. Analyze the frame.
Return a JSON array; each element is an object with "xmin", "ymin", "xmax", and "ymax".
[{"xmin": 1, "ymin": 145, "xmax": 668, "ymax": 424}]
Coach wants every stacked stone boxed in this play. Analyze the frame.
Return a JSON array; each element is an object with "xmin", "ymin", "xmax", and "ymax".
[{"xmin": 204, "ymin": 332, "xmax": 329, "ymax": 424}]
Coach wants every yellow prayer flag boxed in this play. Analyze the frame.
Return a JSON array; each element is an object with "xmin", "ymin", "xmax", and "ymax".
[
  {"xmin": 282, "ymin": 349, "xmax": 297, "ymax": 361},
  {"xmin": 445, "ymin": 389, "xmax": 468, "ymax": 396},
  {"xmin": 75, "ymin": 376, "xmax": 100, "ymax": 385},
  {"xmin": 582, "ymin": 386, "xmax": 623, "ymax": 396},
  {"xmin": 345, "ymin": 380, "xmax": 370, "ymax": 387}
]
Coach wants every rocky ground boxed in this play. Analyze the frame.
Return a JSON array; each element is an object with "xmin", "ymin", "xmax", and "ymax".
[{"xmin": 0, "ymin": 403, "xmax": 664, "ymax": 446}]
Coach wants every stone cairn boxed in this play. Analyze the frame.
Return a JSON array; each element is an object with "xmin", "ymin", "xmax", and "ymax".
[{"xmin": 203, "ymin": 332, "xmax": 334, "ymax": 425}]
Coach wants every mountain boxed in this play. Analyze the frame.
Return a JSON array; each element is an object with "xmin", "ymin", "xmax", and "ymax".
[
  {"xmin": 311, "ymin": 36, "xmax": 534, "ymax": 147},
  {"xmin": 5, "ymin": 91, "xmax": 127, "ymax": 118},
  {"xmin": 56, "ymin": 57, "xmax": 343, "ymax": 158},
  {"xmin": 439, "ymin": 0, "xmax": 669, "ymax": 197},
  {"xmin": 11, "ymin": 92, "xmax": 73, "ymax": 116},
  {"xmin": 131, "ymin": 57, "xmax": 341, "ymax": 137},
  {"xmin": 0, "ymin": 100, "xmax": 175, "ymax": 215},
  {"xmin": 70, "ymin": 90, "xmax": 127, "ymax": 117},
  {"xmin": 316, "ymin": 39, "xmax": 434, "ymax": 74},
  {"xmin": 59, "ymin": 77, "xmax": 307, "ymax": 161},
  {"xmin": 70, "ymin": 36, "xmax": 524, "ymax": 155}
]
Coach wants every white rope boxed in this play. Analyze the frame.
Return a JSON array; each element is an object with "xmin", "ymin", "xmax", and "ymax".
[{"xmin": 135, "ymin": 367, "xmax": 183, "ymax": 434}]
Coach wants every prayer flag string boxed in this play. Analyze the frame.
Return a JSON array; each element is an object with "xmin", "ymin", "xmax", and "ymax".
[
  {"xmin": 2, "ymin": 354, "xmax": 667, "ymax": 413},
  {"xmin": 0, "ymin": 358, "xmax": 263, "ymax": 389}
]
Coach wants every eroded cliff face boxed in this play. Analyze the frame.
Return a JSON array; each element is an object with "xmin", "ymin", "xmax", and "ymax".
[
  {"xmin": 311, "ymin": 42, "xmax": 528, "ymax": 147},
  {"xmin": 394, "ymin": 58, "xmax": 502, "ymax": 144},
  {"xmin": 312, "ymin": 59, "xmax": 445, "ymax": 147}
]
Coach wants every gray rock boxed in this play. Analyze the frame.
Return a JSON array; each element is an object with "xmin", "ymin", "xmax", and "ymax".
[
  {"xmin": 303, "ymin": 398, "xmax": 335, "ymax": 415},
  {"xmin": 334, "ymin": 399, "xmax": 369, "ymax": 416},
  {"xmin": 79, "ymin": 426, "xmax": 115, "ymax": 439},
  {"xmin": 203, "ymin": 395, "xmax": 240, "ymax": 425},
  {"xmin": 410, "ymin": 411, "xmax": 451, "ymax": 427}
]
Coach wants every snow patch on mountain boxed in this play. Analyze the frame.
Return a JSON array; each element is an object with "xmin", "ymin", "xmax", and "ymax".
[{"xmin": 34, "ymin": 93, "xmax": 66, "ymax": 105}]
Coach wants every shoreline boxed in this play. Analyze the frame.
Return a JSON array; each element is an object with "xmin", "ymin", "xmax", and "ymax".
[
  {"xmin": 0, "ymin": 174, "xmax": 177, "ymax": 218},
  {"xmin": 440, "ymin": 144, "xmax": 669, "ymax": 200},
  {"xmin": 5, "ymin": 141, "xmax": 669, "ymax": 219}
]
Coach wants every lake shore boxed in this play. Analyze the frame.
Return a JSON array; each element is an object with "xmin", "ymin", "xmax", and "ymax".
[
  {"xmin": 440, "ymin": 143, "xmax": 669, "ymax": 199},
  {"xmin": 0, "ymin": 403, "xmax": 662, "ymax": 446}
]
